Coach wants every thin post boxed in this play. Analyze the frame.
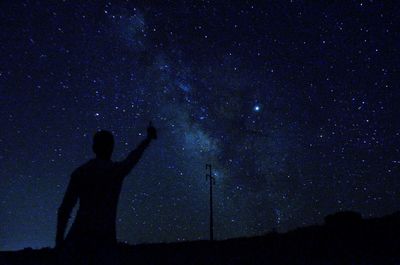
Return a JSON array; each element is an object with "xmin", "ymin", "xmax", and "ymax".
[{"xmin": 206, "ymin": 164, "xmax": 214, "ymax": 241}]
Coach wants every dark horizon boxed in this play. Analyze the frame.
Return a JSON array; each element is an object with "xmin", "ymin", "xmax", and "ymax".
[
  {"xmin": 2, "ymin": 210, "xmax": 400, "ymax": 265},
  {"xmin": 1, "ymin": 1, "xmax": 399, "ymax": 251},
  {"xmin": 2, "ymin": 209, "xmax": 399, "ymax": 252}
]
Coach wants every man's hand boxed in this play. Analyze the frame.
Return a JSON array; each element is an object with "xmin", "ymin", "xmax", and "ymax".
[{"xmin": 147, "ymin": 122, "xmax": 157, "ymax": 140}]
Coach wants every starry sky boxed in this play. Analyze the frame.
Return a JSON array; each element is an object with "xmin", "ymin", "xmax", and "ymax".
[{"xmin": 1, "ymin": 1, "xmax": 399, "ymax": 251}]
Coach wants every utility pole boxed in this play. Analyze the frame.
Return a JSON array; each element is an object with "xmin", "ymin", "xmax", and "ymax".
[{"xmin": 206, "ymin": 164, "xmax": 215, "ymax": 241}]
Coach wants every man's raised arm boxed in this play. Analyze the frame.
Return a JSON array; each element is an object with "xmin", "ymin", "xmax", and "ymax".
[{"xmin": 116, "ymin": 122, "xmax": 157, "ymax": 177}]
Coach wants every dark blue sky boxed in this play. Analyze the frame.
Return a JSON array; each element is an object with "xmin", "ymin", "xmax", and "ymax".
[{"xmin": 0, "ymin": 1, "xmax": 399, "ymax": 251}]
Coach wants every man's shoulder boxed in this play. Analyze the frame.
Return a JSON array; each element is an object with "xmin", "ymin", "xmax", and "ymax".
[{"xmin": 71, "ymin": 159, "xmax": 96, "ymax": 177}]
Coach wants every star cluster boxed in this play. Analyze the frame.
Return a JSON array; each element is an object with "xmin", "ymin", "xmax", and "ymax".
[{"xmin": 0, "ymin": 1, "xmax": 399, "ymax": 250}]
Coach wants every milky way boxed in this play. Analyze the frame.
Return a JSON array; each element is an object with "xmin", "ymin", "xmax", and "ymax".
[{"xmin": 0, "ymin": 1, "xmax": 399, "ymax": 250}]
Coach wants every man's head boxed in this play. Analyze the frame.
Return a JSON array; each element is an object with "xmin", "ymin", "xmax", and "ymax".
[{"xmin": 92, "ymin": 130, "xmax": 114, "ymax": 160}]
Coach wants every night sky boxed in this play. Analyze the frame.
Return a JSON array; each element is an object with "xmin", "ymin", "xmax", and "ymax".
[{"xmin": 1, "ymin": 1, "xmax": 399, "ymax": 251}]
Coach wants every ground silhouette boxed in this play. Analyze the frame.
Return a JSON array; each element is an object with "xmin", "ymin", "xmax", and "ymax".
[
  {"xmin": 55, "ymin": 123, "xmax": 157, "ymax": 264},
  {"xmin": 1, "ymin": 210, "xmax": 399, "ymax": 265}
]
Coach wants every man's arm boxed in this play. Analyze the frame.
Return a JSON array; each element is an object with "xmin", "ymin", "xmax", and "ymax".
[
  {"xmin": 116, "ymin": 123, "xmax": 157, "ymax": 178},
  {"xmin": 56, "ymin": 172, "xmax": 79, "ymax": 248}
]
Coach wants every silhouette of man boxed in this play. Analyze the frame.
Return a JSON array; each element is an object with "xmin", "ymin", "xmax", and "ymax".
[{"xmin": 56, "ymin": 123, "xmax": 157, "ymax": 264}]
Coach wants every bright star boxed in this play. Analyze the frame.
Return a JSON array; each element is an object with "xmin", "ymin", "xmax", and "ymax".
[{"xmin": 253, "ymin": 105, "xmax": 260, "ymax": 112}]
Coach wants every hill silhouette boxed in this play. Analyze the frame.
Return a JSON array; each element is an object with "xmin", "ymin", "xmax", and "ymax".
[{"xmin": 1, "ymin": 210, "xmax": 399, "ymax": 265}]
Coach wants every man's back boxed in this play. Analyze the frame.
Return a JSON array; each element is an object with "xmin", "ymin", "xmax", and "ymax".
[{"xmin": 65, "ymin": 159, "xmax": 125, "ymax": 243}]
